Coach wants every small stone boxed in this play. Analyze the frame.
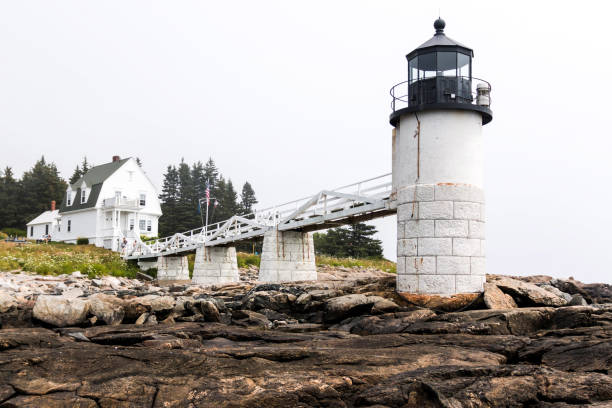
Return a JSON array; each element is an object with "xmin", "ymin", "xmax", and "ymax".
[
  {"xmin": 483, "ymin": 283, "xmax": 517, "ymax": 309},
  {"xmin": 135, "ymin": 313, "xmax": 149, "ymax": 325},
  {"xmin": 568, "ymin": 294, "xmax": 588, "ymax": 306}
]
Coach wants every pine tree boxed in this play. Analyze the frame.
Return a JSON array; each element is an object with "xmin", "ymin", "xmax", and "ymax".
[
  {"xmin": 158, "ymin": 165, "xmax": 180, "ymax": 236},
  {"xmin": 20, "ymin": 157, "xmax": 67, "ymax": 226},
  {"xmin": 0, "ymin": 167, "xmax": 21, "ymax": 229},
  {"xmin": 313, "ymin": 222, "xmax": 383, "ymax": 259},
  {"xmin": 224, "ymin": 179, "xmax": 239, "ymax": 217},
  {"xmin": 175, "ymin": 159, "xmax": 198, "ymax": 231},
  {"xmin": 211, "ymin": 177, "xmax": 227, "ymax": 223},
  {"xmin": 239, "ymin": 182, "xmax": 258, "ymax": 214},
  {"xmin": 69, "ymin": 165, "xmax": 82, "ymax": 184},
  {"xmin": 81, "ymin": 157, "xmax": 90, "ymax": 174},
  {"xmin": 203, "ymin": 158, "xmax": 219, "ymax": 190}
]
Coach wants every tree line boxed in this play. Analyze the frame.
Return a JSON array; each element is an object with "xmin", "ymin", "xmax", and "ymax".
[
  {"xmin": 158, "ymin": 158, "xmax": 257, "ymax": 237},
  {"xmin": 0, "ymin": 157, "xmax": 67, "ymax": 233}
]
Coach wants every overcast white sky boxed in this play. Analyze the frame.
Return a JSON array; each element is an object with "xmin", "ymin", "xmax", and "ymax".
[{"xmin": 1, "ymin": 1, "xmax": 610, "ymax": 283}]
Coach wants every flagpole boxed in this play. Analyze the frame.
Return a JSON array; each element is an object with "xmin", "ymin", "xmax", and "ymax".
[{"xmin": 204, "ymin": 178, "xmax": 209, "ymax": 240}]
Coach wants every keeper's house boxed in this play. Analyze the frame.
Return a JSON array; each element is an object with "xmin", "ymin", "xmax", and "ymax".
[{"xmin": 27, "ymin": 156, "xmax": 162, "ymax": 251}]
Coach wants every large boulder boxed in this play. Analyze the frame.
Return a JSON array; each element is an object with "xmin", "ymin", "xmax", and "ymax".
[
  {"xmin": 0, "ymin": 291, "xmax": 18, "ymax": 313},
  {"xmin": 492, "ymin": 276, "xmax": 567, "ymax": 307},
  {"xmin": 483, "ymin": 283, "xmax": 517, "ymax": 309},
  {"xmin": 32, "ymin": 295, "xmax": 89, "ymax": 327},
  {"xmin": 88, "ymin": 294, "xmax": 125, "ymax": 325},
  {"xmin": 124, "ymin": 295, "xmax": 175, "ymax": 320},
  {"xmin": 324, "ymin": 294, "xmax": 388, "ymax": 322}
]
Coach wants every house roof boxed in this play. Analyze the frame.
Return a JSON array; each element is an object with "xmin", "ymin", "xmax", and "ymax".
[
  {"xmin": 27, "ymin": 210, "xmax": 59, "ymax": 226},
  {"xmin": 59, "ymin": 158, "xmax": 130, "ymax": 214},
  {"xmin": 71, "ymin": 158, "xmax": 130, "ymax": 188}
]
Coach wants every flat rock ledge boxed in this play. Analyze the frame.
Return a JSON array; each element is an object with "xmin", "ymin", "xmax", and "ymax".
[{"xmin": 0, "ymin": 268, "xmax": 610, "ymax": 407}]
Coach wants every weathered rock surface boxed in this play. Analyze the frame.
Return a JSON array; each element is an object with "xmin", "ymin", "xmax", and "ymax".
[{"xmin": 0, "ymin": 269, "xmax": 610, "ymax": 406}]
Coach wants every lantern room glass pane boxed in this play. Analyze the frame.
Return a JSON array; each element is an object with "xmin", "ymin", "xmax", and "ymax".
[
  {"xmin": 409, "ymin": 57, "xmax": 418, "ymax": 83},
  {"xmin": 458, "ymin": 53, "xmax": 470, "ymax": 78},
  {"xmin": 418, "ymin": 53, "xmax": 436, "ymax": 79},
  {"xmin": 437, "ymin": 52, "xmax": 457, "ymax": 76}
]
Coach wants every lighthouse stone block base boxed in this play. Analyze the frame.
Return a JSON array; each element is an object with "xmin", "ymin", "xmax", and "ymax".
[
  {"xmin": 192, "ymin": 246, "xmax": 239, "ymax": 285},
  {"xmin": 396, "ymin": 183, "xmax": 485, "ymax": 295},
  {"xmin": 157, "ymin": 255, "xmax": 190, "ymax": 282},
  {"xmin": 259, "ymin": 230, "xmax": 317, "ymax": 282}
]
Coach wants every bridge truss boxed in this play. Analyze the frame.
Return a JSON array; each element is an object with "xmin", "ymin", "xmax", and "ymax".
[{"xmin": 125, "ymin": 173, "xmax": 395, "ymax": 260}]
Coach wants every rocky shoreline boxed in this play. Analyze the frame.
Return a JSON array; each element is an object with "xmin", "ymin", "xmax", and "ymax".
[{"xmin": 0, "ymin": 267, "xmax": 610, "ymax": 407}]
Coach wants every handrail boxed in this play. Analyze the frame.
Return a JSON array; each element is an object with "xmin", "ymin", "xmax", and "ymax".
[
  {"xmin": 390, "ymin": 76, "xmax": 491, "ymax": 112},
  {"xmin": 126, "ymin": 173, "xmax": 393, "ymax": 259}
]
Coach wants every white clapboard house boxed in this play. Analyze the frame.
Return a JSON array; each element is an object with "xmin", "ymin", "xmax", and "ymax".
[{"xmin": 27, "ymin": 156, "xmax": 162, "ymax": 251}]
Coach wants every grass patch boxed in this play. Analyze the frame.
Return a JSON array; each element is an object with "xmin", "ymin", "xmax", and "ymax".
[
  {"xmin": 235, "ymin": 252, "xmax": 396, "ymax": 273},
  {"xmin": 0, "ymin": 241, "xmax": 139, "ymax": 278},
  {"xmin": 316, "ymin": 255, "xmax": 397, "ymax": 273}
]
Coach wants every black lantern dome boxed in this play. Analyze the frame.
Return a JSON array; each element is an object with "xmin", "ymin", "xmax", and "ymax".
[{"xmin": 390, "ymin": 19, "xmax": 492, "ymax": 126}]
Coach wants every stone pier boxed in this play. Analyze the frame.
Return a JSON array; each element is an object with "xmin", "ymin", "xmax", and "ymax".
[
  {"xmin": 259, "ymin": 230, "xmax": 317, "ymax": 282},
  {"xmin": 191, "ymin": 246, "xmax": 239, "ymax": 285},
  {"xmin": 157, "ymin": 255, "xmax": 190, "ymax": 282}
]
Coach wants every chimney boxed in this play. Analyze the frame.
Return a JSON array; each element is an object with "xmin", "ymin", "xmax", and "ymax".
[
  {"xmin": 51, "ymin": 201, "xmax": 56, "ymax": 211},
  {"xmin": 112, "ymin": 155, "xmax": 120, "ymax": 162}
]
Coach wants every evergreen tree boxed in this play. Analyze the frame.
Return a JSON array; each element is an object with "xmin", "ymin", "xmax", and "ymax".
[
  {"xmin": 80, "ymin": 157, "xmax": 90, "ymax": 174},
  {"xmin": 175, "ymin": 159, "xmax": 198, "ymax": 231},
  {"xmin": 69, "ymin": 165, "xmax": 82, "ymax": 184},
  {"xmin": 203, "ymin": 158, "xmax": 219, "ymax": 190},
  {"xmin": 313, "ymin": 222, "xmax": 383, "ymax": 259},
  {"xmin": 211, "ymin": 176, "xmax": 227, "ymax": 223},
  {"xmin": 20, "ymin": 156, "xmax": 67, "ymax": 226},
  {"xmin": 158, "ymin": 165, "xmax": 180, "ymax": 236},
  {"xmin": 0, "ymin": 167, "xmax": 21, "ymax": 229},
  {"xmin": 191, "ymin": 161, "xmax": 207, "ymax": 207},
  {"xmin": 239, "ymin": 182, "xmax": 258, "ymax": 214}
]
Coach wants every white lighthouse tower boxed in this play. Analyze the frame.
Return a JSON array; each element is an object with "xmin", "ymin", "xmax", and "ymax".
[{"xmin": 390, "ymin": 18, "xmax": 492, "ymax": 295}]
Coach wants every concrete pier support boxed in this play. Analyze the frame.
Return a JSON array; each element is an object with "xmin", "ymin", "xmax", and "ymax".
[
  {"xmin": 157, "ymin": 255, "xmax": 190, "ymax": 282},
  {"xmin": 137, "ymin": 259, "xmax": 159, "ymax": 272},
  {"xmin": 258, "ymin": 230, "xmax": 317, "ymax": 282},
  {"xmin": 191, "ymin": 245, "xmax": 239, "ymax": 285}
]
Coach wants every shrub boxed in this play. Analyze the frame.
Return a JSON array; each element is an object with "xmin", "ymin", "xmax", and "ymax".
[
  {"xmin": 1, "ymin": 228, "xmax": 26, "ymax": 238},
  {"xmin": 76, "ymin": 237, "xmax": 89, "ymax": 245},
  {"xmin": 0, "ymin": 232, "xmax": 7, "ymax": 240},
  {"xmin": 237, "ymin": 252, "xmax": 260, "ymax": 268},
  {"xmin": 140, "ymin": 235, "xmax": 159, "ymax": 242}
]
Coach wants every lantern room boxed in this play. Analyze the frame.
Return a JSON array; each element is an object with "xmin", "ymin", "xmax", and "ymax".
[{"xmin": 390, "ymin": 18, "xmax": 492, "ymax": 126}]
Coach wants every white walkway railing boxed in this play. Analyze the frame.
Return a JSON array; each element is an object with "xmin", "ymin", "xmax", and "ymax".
[{"xmin": 125, "ymin": 173, "xmax": 394, "ymax": 260}]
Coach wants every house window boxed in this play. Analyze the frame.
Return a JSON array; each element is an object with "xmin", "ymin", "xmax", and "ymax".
[
  {"xmin": 129, "ymin": 219, "xmax": 134, "ymax": 231},
  {"xmin": 67, "ymin": 192, "xmax": 71, "ymax": 206},
  {"xmin": 30, "ymin": 226, "xmax": 33, "ymax": 236},
  {"xmin": 45, "ymin": 225, "xmax": 49, "ymax": 235},
  {"xmin": 67, "ymin": 220, "xmax": 71, "ymax": 232},
  {"xmin": 80, "ymin": 189, "xmax": 87, "ymax": 204},
  {"xmin": 139, "ymin": 219, "xmax": 146, "ymax": 231},
  {"xmin": 139, "ymin": 193, "xmax": 146, "ymax": 206},
  {"xmin": 147, "ymin": 220, "xmax": 151, "ymax": 232}
]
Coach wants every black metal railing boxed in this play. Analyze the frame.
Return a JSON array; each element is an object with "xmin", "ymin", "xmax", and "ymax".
[{"xmin": 390, "ymin": 76, "xmax": 491, "ymax": 112}]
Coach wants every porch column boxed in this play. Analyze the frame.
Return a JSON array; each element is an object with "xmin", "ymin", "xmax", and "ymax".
[{"xmin": 258, "ymin": 230, "xmax": 317, "ymax": 282}]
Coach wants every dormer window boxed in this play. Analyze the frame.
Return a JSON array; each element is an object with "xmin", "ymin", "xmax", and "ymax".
[
  {"xmin": 80, "ymin": 189, "xmax": 87, "ymax": 204},
  {"xmin": 67, "ymin": 192, "xmax": 72, "ymax": 206},
  {"xmin": 139, "ymin": 193, "xmax": 146, "ymax": 206}
]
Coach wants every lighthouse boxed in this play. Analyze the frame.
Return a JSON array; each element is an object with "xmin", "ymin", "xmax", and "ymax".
[{"xmin": 390, "ymin": 18, "xmax": 492, "ymax": 295}]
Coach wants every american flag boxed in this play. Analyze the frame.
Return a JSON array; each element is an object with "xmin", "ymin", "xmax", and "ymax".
[{"xmin": 205, "ymin": 181, "xmax": 210, "ymax": 206}]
